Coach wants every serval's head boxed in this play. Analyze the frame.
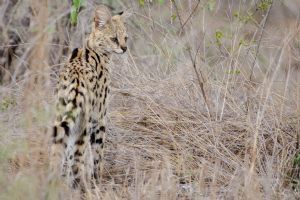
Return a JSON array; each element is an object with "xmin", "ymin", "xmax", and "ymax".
[{"xmin": 88, "ymin": 5, "xmax": 130, "ymax": 54}]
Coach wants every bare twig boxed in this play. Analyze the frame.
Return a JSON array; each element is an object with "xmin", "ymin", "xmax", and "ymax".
[
  {"xmin": 172, "ymin": 0, "xmax": 184, "ymax": 30},
  {"xmin": 246, "ymin": 1, "xmax": 273, "ymax": 115},
  {"xmin": 172, "ymin": 0, "xmax": 201, "ymax": 36},
  {"xmin": 249, "ymin": 1, "xmax": 273, "ymax": 82},
  {"xmin": 180, "ymin": 0, "xmax": 201, "ymax": 34},
  {"xmin": 172, "ymin": 0, "xmax": 212, "ymax": 118},
  {"xmin": 187, "ymin": 46, "xmax": 212, "ymax": 118}
]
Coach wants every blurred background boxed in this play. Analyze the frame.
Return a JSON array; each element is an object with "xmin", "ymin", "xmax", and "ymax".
[{"xmin": 1, "ymin": 0, "xmax": 300, "ymax": 199}]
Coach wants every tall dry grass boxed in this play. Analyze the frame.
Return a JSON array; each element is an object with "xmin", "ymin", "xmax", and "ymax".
[{"xmin": 0, "ymin": 0, "xmax": 300, "ymax": 199}]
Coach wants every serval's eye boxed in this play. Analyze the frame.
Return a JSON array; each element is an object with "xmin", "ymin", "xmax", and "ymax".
[
  {"xmin": 125, "ymin": 36, "xmax": 128, "ymax": 42},
  {"xmin": 110, "ymin": 37, "xmax": 118, "ymax": 43}
]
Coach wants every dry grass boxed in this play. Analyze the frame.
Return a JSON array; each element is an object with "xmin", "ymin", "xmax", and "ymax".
[{"xmin": 1, "ymin": 0, "xmax": 300, "ymax": 199}]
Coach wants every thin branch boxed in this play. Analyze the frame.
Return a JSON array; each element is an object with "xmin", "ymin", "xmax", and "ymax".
[
  {"xmin": 172, "ymin": 0, "xmax": 184, "ymax": 28},
  {"xmin": 249, "ymin": 1, "xmax": 273, "ymax": 82},
  {"xmin": 172, "ymin": 0, "xmax": 201, "ymax": 36},
  {"xmin": 172, "ymin": 0, "xmax": 212, "ymax": 118},
  {"xmin": 180, "ymin": 0, "xmax": 201, "ymax": 33},
  {"xmin": 246, "ymin": 1, "xmax": 273, "ymax": 115},
  {"xmin": 187, "ymin": 47, "xmax": 212, "ymax": 118}
]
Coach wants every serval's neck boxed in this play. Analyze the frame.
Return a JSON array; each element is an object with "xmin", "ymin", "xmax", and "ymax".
[{"xmin": 85, "ymin": 40, "xmax": 111, "ymax": 73}]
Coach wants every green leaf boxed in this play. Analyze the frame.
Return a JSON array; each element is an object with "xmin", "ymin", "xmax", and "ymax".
[
  {"xmin": 207, "ymin": 0, "xmax": 216, "ymax": 12},
  {"xmin": 139, "ymin": 0, "xmax": 145, "ymax": 6},
  {"xmin": 0, "ymin": 97, "xmax": 16, "ymax": 112},
  {"xmin": 70, "ymin": 0, "xmax": 85, "ymax": 25},
  {"xmin": 215, "ymin": 31, "xmax": 223, "ymax": 40},
  {"xmin": 294, "ymin": 153, "xmax": 300, "ymax": 166},
  {"xmin": 258, "ymin": 0, "xmax": 272, "ymax": 11},
  {"xmin": 171, "ymin": 14, "xmax": 177, "ymax": 20},
  {"xmin": 158, "ymin": 0, "xmax": 165, "ymax": 5},
  {"xmin": 215, "ymin": 30, "xmax": 224, "ymax": 46},
  {"xmin": 73, "ymin": 0, "xmax": 81, "ymax": 9},
  {"xmin": 71, "ymin": 5, "xmax": 78, "ymax": 25},
  {"xmin": 225, "ymin": 69, "xmax": 241, "ymax": 75},
  {"xmin": 233, "ymin": 11, "xmax": 239, "ymax": 18}
]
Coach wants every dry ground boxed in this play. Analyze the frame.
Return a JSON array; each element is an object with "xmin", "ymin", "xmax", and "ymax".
[{"xmin": 1, "ymin": 0, "xmax": 300, "ymax": 199}]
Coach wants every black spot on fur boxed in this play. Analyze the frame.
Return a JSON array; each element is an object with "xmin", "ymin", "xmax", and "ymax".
[
  {"xmin": 70, "ymin": 88, "xmax": 78, "ymax": 95},
  {"xmin": 91, "ymin": 49, "xmax": 101, "ymax": 63},
  {"xmin": 98, "ymin": 71, "xmax": 103, "ymax": 79},
  {"xmin": 72, "ymin": 167, "xmax": 79, "ymax": 175},
  {"xmin": 70, "ymin": 48, "xmax": 78, "ymax": 61},
  {"xmin": 61, "ymin": 121, "xmax": 69, "ymax": 136},
  {"xmin": 76, "ymin": 140, "xmax": 84, "ymax": 145},
  {"xmin": 78, "ymin": 91, "xmax": 84, "ymax": 97},
  {"xmin": 72, "ymin": 177, "xmax": 81, "ymax": 190},
  {"xmin": 91, "ymin": 55, "xmax": 98, "ymax": 65},
  {"xmin": 75, "ymin": 150, "xmax": 83, "ymax": 156},
  {"xmin": 85, "ymin": 48, "xmax": 90, "ymax": 62},
  {"xmin": 91, "ymin": 133, "xmax": 95, "ymax": 144},
  {"xmin": 95, "ymin": 138, "xmax": 103, "ymax": 144},
  {"xmin": 99, "ymin": 126, "xmax": 105, "ymax": 132},
  {"xmin": 94, "ymin": 159, "xmax": 99, "ymax": 165},
  {"xmin": 72, "ymin": 98, "xmax": 76, "ymax": 106},
  {"xmin": 53, "ymin": 126, "xmax": 57, "ymax": 137}
]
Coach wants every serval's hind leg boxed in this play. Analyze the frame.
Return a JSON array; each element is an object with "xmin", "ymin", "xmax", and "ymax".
[
  {"xmin": 90, "ymin": 119, "xmax": 106, "ymax": 185},
  {"xmin": 49, "ymin": 121, "xmax": 70, "ymax": 178},
  {"xmin": 71, "ymin": 129, "xmax": 89, "ymax": 193}
]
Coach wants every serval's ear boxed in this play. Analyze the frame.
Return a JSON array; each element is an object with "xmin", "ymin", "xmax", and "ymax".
[
  {"xmin": 118, "ymin": 8, "xmax": 132, "ymax": 20},
  {"xmin": 94, "ymin": 5, "xmax": 112, "ymax": 29}
]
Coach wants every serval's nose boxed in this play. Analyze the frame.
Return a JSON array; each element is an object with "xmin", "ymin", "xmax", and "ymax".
[{"xmin": 121, "ymin": 46, "xmax": 127, "ymax": 52}]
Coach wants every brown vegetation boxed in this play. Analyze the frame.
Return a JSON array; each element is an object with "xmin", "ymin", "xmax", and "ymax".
[{"xmin": 1, "ymin": 0, "xmax": 300, "ymax": 199}]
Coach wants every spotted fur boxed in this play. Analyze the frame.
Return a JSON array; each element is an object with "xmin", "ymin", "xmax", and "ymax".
[{"xmin": 49, "ymin": 5, "xmax": 129, "ymax": 190}]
